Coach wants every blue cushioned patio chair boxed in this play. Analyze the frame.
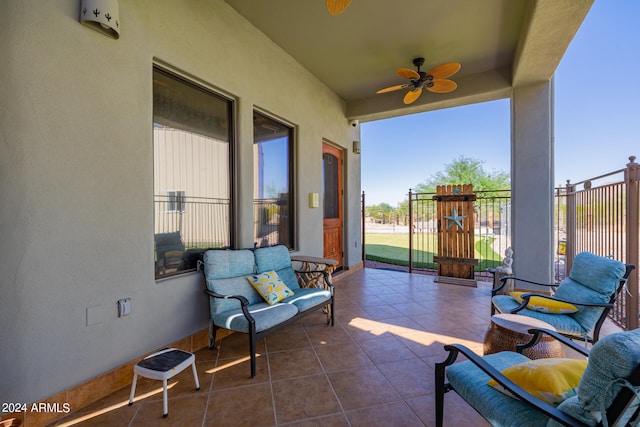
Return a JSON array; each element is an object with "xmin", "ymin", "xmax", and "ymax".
[
  {"xmin": 154, "ymin": 231, "xmax": 186, "ymax": 275},
  {"xmin": 492, "ymin": 252, "xmax": 634, "ymax": 344},
  {"xmin": 435, "ymin": 328, "xmax": 640, "ymax": 427}
]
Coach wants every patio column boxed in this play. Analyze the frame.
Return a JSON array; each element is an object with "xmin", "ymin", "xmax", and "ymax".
[{"xmin": 510, "ymin": 79, "xmax": 554, "ymax": 284}]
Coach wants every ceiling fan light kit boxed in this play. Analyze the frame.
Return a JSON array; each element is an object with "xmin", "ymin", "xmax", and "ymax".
[{"xmin": 376, "ymin": 57, "xmax": 461, "ymax": 104}]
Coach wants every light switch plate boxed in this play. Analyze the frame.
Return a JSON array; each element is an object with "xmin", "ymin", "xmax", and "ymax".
[
  {"xmin": 86, "ymin": 305, "xmax": 103, "ymax": 326},
  {"xmin": 309, "ymin": 193, "xmax": 319, "ymax": 208}
]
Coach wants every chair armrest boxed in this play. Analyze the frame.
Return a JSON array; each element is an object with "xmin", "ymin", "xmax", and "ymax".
[
  {"xmin": 517, "ymin": 328, "xmax": 590, "ymax": 357},
  {"xmin": 204, "ymin": 289, "xmax": 250, "ymax": 305},
  {"xmin": 437, "ymin": 344, "xmax": 589, "ymax": 427},
  {"xmin": 203, "ymin": 290, "xmax": 255, "ymax": 323},
  {"xmin": 491, "ymin": 275, "xmax": 514, "ymax": 295}
]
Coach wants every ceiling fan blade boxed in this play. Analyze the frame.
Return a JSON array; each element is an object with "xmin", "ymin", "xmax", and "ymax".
[
  {"xmin": 427, "ymin": 79, "xmax": 458, "ymax": 93},
  {"xmin": 376, "ymin": 84, "xmax": 410, "ymax": 94},
  {"xmin": 403, "ymin": 88, "xmax": 423, "ymax": 104},
  {"xmin": 426, "ymin": 62, "xmax": 461, "ymax": 79},
  {"xmin": 397, "ymin": 68, "xmax": 420, "ymax": 80},
  {"xmin": 326, "ymin": 0, "xmax": 352, "ymax": 15}
]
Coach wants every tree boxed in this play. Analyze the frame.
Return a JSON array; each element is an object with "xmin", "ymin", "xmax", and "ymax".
[
  {"xmin": 414, "ymin": 155, "xmax": 509, "ymax": 193},
  {"xmin": 365, "ymin": 203, "xmax": 395, "ymax": 224}
]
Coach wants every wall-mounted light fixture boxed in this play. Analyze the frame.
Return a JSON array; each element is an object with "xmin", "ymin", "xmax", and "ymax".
[
  {"xmin": 353, "ymin": 140, "xmax": 361, "ymax": 154},
  {"xmin": 80, "ymin": 0, "xmax": 120, "ymax": 39}
]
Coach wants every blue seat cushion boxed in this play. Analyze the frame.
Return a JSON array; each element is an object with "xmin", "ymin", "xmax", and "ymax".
[
  {"xmin": 447, "ymin": 351, "xmax": 551, "ymax": 427},
  {"xmin": 492, "ymin": 295, "xmax": 587, "ymax": 338},
  {"xmin": 213, "ymin": 302, "xmax": 299, "ymax": 333},
  {"xmin": 282, "ymin": 288, "xmax": 331, "ymax": 312}
]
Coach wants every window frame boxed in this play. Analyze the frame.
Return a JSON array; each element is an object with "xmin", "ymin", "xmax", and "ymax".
[
  {"xmin": 152, "ymin": 64, "xmax": 236, "ymax": 280},
  {"xmin": 252, "ymin": 109, "xmax": 296, "ymax": 250}
]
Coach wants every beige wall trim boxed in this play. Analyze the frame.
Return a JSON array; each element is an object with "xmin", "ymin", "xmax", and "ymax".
[{"xmin": 1, "ymin": 329, "xmax": 211, "ymax": 427}]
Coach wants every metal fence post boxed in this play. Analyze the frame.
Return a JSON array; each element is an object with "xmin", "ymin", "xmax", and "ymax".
[
  {"xmin": 565, "ymin": 180, "xmax": 576, "ymax": 274},
  {"xmin": 625, "ymin": 156, "xmax": 639, "ymax": 330},
  {"xmin": 361, "ymin": 191, "xmax": 366, "ymax": 265},
  {"xmin": 409, "ymin": 188, "xmax": 413, "ymax": 273}
]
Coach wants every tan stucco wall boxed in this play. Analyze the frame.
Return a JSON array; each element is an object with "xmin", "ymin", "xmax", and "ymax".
[{"xmin": 0, "ymin": 0, "xmax": 360, "ymax": 404}]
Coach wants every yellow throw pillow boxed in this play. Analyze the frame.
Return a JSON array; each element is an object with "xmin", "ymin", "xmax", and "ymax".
[
  {"xmin": 509, "ymin": 291, "xmax": 578, "ymax": 314},
  {"xmin": 488, "ymin": 358, "xmax": 587, "ymax": 405},
  {"xmin": 247, "ymin": 271, "xmax": 294, "ymax": 305}
]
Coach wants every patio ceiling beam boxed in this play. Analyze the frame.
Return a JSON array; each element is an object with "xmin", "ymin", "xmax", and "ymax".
[{"xmin": 512, "ymin": 0, "xmax": 594, "ymax": 87}]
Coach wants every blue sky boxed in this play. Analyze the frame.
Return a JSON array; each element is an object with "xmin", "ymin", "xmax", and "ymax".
[{"xmin": 361, "ymin": 0, "xmax": 639, "ymax": 206}]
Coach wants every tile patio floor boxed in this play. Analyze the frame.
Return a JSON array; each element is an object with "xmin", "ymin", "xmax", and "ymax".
[{"xmin": 49, "ymin": 268, "xmax": 621, "ymax": 427}]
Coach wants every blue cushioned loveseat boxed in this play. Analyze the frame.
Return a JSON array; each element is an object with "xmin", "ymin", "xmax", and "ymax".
[{"xmin": 199, "ymin": 245, "xmax": 334, "ymax": 377}]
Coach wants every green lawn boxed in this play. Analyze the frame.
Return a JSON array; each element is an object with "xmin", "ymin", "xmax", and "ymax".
[{"xmin": 364, "ymin": 233, "xmax": 502, "ymax": 271}]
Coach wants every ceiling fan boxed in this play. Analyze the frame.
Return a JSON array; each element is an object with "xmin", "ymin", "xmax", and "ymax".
[
  {"xmin": 376, "ymin": 57, "xmax": 461, "ymax": 105},
  {"xmin": 326, "ymin": 0, "xmax": 352, "ymax": 15}
]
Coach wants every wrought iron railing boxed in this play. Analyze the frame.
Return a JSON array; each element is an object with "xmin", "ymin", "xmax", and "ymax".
[
  {"xmin": 253, "ymin": 197, "xmax": 292, "ymax": 248},
  {"xmin": 254, "ymin": 198, "xmax": 280, "ymax": 248},
  {"xmin": 154, "ymin": 195, "xmax": 230, "ymax": 278},
  {"xmin": 560, "ymin": 156, "xmax": 639, "ymax": 330},
  {"xmin": 154, "ymin": 195, "xmax": 230, "ymax": 247}
]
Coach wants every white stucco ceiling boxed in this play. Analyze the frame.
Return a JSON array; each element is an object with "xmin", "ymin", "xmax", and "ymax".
[{"xmin": 224, "ymin": 0, "xmax": 593, "ymax": 122}]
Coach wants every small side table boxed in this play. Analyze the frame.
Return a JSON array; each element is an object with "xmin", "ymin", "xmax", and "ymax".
[
  {"xmin": 483, "ymin": 314, "xmax": 565, "ymax": 359},
  {"xmin": 291, "ymin": 255, "xmax": 338, "ymax": 289},
  {"xmin": 128, "ymin": 348, "xmax": 200, "ymax": 418}
]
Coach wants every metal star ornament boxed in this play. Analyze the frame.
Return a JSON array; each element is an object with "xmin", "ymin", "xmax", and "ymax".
[{"xmin": 444, "ymin": 208, "xmax": 467, "ymax": 230}]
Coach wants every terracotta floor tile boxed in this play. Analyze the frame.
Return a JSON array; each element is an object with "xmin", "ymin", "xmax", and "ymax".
[
  {"xmin": 346, "ymin": 401, "xmax": 424, "ymax": 427},
  {"xmin": 327, "ymin": 367, "xmax": 400, "ymax": 411},
  {"xmin": 406, "ymin": 392, "xmax": 491, "ymax": 427},
  {"xmin": 211, "ymin": 354, "xmax": 269, "ymax": 390},
  {"xmin": 268, "ymin": 347, "xmax": 323, "ymax": 380},
  {"xmin": 272, "ymin": 374, "xmax": 342, "ymax": 424},
  {"xmin": 265, "ymin": 326, "xmax": 311, "ymax": 352},
  {"xmin": 358, "ymin": 335, "xmax": 418, "ymax": 364},
  {"xmin": 216, "ymin": 332, "xmax": 266, "ymax": 360},
  {"xmin": 362, "ymin": 304, "xmax": 404, "ymax": 320},
  {"xmin": 305, "ymin": 322, "xmax": 353, "ymax": 347},
  {"xmin": 205, "ymin": 383, "xmax": 275, "ymax": 427},
  {"xmin": 282, "ymin": 413, "xmax": 350, "ymax": 426},
  {"xmin": 377, "ymin": 357, "xmax": 434, "ymax": 398},
  {"xmin": 130, "ymin": 394, "xmax": 207, "ymax": 426},
  {"xmin": 314, "ymin": 342, "xmax": 373, "ymax": 372}
]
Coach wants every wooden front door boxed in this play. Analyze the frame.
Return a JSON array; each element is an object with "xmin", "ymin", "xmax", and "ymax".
[{"xmin": 322, "ymin": 143, "xmax": 343, "ymax": 268}]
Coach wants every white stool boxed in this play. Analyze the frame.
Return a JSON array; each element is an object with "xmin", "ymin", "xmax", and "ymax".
[{"xmin": 128, "ymin": 348, "xmax": 200, "ymax": 418}]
